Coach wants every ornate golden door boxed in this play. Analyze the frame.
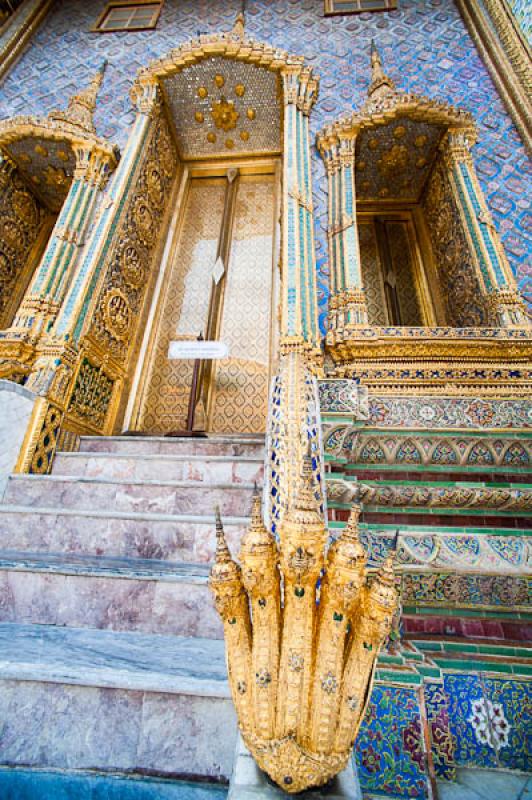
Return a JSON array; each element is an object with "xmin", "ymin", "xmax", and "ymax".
[{"xmin": 132, "ymin": 165, "xmax": 278, "ymax": 435}]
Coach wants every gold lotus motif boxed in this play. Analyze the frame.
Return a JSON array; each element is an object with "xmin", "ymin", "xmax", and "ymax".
[
  {"xmin": 210, "ymin": 467, "xmax": 398, "ymax": 794},
  {"xmin": 211, "ymin": 97, "xmax": 239, "ymax": 132},
  {"xmin": 377, "ymin": 143, "xmax": 409, "ymax": 176}
]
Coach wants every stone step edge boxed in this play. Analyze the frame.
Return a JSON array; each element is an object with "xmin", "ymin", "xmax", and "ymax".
[
  {"xmin": 0, "ymin": 504, "xmax": 250, "ymax": 525},
  {"xmin": 1, "ymin": 504, "xmax": 526, "ymax": 537},
  {"xmin": 78, "ymin": 434, "xmax": 265, "ymax": 445},
  {"xmin": 6, "ymin": 474, "xmax": 260, "ymax": 491},
  {"xmin": 0, "ymin": 550, "xmax": 212, "ymax": 583},
  {"xmin": 56, "ymin": 451, "xmax": 265, "ymax": 463},
  {"xmin": 0, "ymin": 623, "xmax": 229, "ymax": 698}
]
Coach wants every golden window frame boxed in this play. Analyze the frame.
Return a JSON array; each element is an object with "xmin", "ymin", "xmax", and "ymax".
[
  {"xmin": 92, "ymin": 1, "xmax": 163, "ymax": 33},
  {"xmin": 324, "ymin": 0, "xmax": 397, "ymax": 15}
]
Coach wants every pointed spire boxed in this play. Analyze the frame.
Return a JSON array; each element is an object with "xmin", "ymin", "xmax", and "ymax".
[
  {"xmin": 250, "ymin": 487, "xmax": 264, "ymax": 532},
  {"xmin": 214, "ymin": 505, "xmax": 232, "ymax": 564},
  {"xmin": 232, "ymin": 11, "xmax": 245, "ymax": 39},
  {"xmin": 295, "ymin": 446, "xmax": 319, "ymax": 513},
  {"xmin": 49, "ymin": 61, "xmax": 107, "ymax": 135},
  {"xmin": 368, "ymin": 40, "xmax": 396, "ymax": 99}
]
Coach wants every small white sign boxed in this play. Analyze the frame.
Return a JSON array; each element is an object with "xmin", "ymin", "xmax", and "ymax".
[{"xmin": 168, "ymin": 340, "xmax": 229, "ymax": 360}]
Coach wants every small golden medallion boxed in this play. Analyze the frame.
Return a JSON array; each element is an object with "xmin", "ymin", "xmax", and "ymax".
[
  {"xmin": 34, "ymin": 143, "xmax": 48, "ymax": 157},
  {"xmin": 211, "ymin": 97, "xmax": 239, "ymax": 131},
  {"xmin": 240, "ymin": 131, "xmax": 250, "ymax": 142},
  {"xmin": 214, "ymin": 74, "xmax": 225, "ymax": 88},
  {"xmin": 57, "ymin": 150, "xmax": 69, "ymax": 162},
  {"xmin": 197, "ymin": 86, "xmax": 208, "ymax": 99},
  {"xmin": 207, "ymin": 132, "xmax": 216, "ymax": 143},
  {"xmin": 225, "ymin": 138, "xmax": 235, "ymax": 149},
  {"xmin": 393, "ymin": 125, "xmax": 406, "ymax": 139},
  {"xmin": 247, "ymin": 108, "xmax": 256, "ymax": 121},
  {"xmin": 235, "ymin": 84, "xmax": 245, "ymax": 97},
  {"xmin": 368, "ymin": 138, "xmax": 379, "ymax": 150},
  {"xmin": 414, "ymin": 135, "xmax": 428, "ymax": 148},
  {"xmin": 195, "ymin": 111, "xmax": 204, "ymax": 123}
]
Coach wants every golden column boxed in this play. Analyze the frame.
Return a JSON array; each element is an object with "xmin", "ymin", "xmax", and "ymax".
[{"xmin": 443, "ymin": 127, "xmax": 529, "ymax": 327}]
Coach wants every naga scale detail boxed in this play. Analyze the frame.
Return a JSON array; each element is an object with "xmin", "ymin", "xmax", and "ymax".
[{"xmin": 209, "ymin": 462, "xmax": 398, "ymax": 794}]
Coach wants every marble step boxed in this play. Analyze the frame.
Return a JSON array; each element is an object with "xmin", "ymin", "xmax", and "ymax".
[
  {"xmin": 78, "ymin": 434, "xmax": 265, "ymax": 458},
  {"xmin": 0, "ymin": 622, "xmax": 237, "ymax": 779},
  {"xmin": 0, "ymin": 505, "xmax": 248, "ymax": 563},
  {"xmin": 53, "ymin": 451, "xmax": 264, "ymax": 485},
  {"xmin": 3, "ymin": 474, "xmax": 257, "ymax": 516},
  {"xmin": 0, "ymin": 551, "xmax": 223, "ymax": 638}
]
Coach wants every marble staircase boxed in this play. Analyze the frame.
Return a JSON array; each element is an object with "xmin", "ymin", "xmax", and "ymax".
[{"xmin": 0, "ymin": 434, "xmax": 264, "ymax": 782}]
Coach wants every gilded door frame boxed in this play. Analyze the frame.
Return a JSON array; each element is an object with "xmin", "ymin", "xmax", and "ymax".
[{"xmin": 123, "ymin": 155, "xmax": 282, "ymax": 434}]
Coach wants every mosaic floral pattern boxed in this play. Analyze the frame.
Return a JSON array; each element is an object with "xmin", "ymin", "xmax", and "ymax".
[
  {"xmin": 355, "ymin": 686, "xmax": 428, "ymax": 798},
  {"xmin": 424, "ymin": 682, "xmax": 456, "ymax": 780},
  {"xmin": 401, "ymin": 573, "xmax": 531, "ymax": 608},
  {"xmin": 0, "ymin": 0, "xmax": 530, "ymax": 329},
  {"xmin": 367, "ymin": 396, "xmax": 532, "ymax": 429},
  {"xmin": 445, "ymin": 674, "xmax": 531, "ymax": 772}
]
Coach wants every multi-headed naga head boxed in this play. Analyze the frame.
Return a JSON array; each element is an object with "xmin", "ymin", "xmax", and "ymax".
[
  {"xmin": 210, "ymin": 468, "xmax": 399, "ymax": 794},
  {"xmin": 325, "ymin": 504, "xmax": 368, "ymax": 613},
  {"xmin": 279, "ymin": 452, "xmax": 327, "ymax": 586},
  {"xmin": 239, "ymin": 490, "xmax": 279, "ymax": 597}
]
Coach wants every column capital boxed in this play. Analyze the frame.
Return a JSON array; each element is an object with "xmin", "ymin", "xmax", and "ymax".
[
  {"xmin": 130, "ymin": 78, "xmax": 161, "ymax": 115},
  {"xmin": 488, "ymin": 287, "xmax": 530, "ymax": 328},
  {"xmin": 441, "ymin": 126, "xmax": 477, "ymax": 165}
]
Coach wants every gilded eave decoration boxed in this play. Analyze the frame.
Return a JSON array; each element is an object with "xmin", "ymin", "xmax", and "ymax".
[
  {"xmin": 316, "ymin": 65, "xmax": 475, "ymax": 204},
  {"xmin": 0, "ymin": 64, "xmax": 119, "ymax": 209},
  {"xmin": 130, "ymin": 27, "xmax": 318, "ymax": 159}
]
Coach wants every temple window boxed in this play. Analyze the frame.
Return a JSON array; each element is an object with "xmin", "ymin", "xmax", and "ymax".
[
  {"xmin": 324, "ymin": 0, "xmax": 397, "ymax": 15},
  {"xmin": 94, "ymin": 1, "xmax": 162, "ymax": 32},
  {"xmin": 358, "ymin": 212, "xmax": 429, "ymax": 326}
]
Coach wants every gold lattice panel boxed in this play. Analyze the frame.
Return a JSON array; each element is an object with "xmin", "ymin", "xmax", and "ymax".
[
  {"xmin": 138, "ymin": 179, "xmax": 226, "ymax": 433},
  {"xmin": 162, "ymin": 57, "xmax": 281, "ymax": 159},
  {"xmin": 386, "ymin": 221, "xmax": 423, "ymax": 326},
  {"xmin": 210, "ymin": 175, "xmax": 274, "ymax": 434},
  {"xmin": 359, "ymin": 221, "xmax": 387, "ymax": 326}
]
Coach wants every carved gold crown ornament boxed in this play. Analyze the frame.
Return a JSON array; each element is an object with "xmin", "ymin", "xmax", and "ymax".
[{"xmin": 209, "ymin": 467, "xmax": 399, "ymax": 794}]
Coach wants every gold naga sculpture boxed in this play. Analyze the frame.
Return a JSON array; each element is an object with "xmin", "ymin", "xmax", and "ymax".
[{"xmin": 209, "ymin": 457, "xmax": 399, "ymax": 794}]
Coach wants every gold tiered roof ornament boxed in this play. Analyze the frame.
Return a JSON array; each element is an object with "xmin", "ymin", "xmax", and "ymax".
[{"xmin": 210, "ymin": 469, "xmax": 399, "ymax": 794}]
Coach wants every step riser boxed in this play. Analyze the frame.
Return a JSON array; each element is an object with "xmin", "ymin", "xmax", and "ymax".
[
  {"xmin": 0, "ymin": 512, "xmax": 246, "ymax": 563},
  {"xmin": 53, "ymin": 453, "xmax": 264, "ymax": 485},
  {"xmin": 4, "ymin": 479, "xmax": 255, "ymax": 516},
  {"xmin": 79, "ymin": 438, "xmax": 265, "ymax": 458},
  {"xmin": 0, "ymin": 679, "xmax": 236, "ymax": 779},
  {"xmin": 0, "ymin": 570, "xmax": 222, "ymax": 638}
]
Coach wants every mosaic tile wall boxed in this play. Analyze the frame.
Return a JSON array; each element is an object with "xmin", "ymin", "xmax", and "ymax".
[
  {"xmin": 0, "ymin": 0, "xmax": 530, "ymax": 330},
  {"xmin": 355, "ymin": 685, "xmax": 428, "ymax": 798},
  {"xmin": 444, "ymin": 673, "xmax": 531, "ymax": 773}
]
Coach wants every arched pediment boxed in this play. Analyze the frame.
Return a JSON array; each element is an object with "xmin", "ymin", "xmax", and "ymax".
[
  {"xmin": 0, "ymin": 64, "xmax": 119, "ymax": 212},
  {"xmin": 130, "ymin": 21, "xmax": 319, "ymax": 161},
  {"xmin": 317, "ymin": 44, "xmax": 475, "ymax": 204}
]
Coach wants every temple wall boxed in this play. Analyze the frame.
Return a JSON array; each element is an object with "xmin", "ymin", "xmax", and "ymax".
[{"xmin": 0, "ymin": 0, "xmax": 529, "ymax": 332}]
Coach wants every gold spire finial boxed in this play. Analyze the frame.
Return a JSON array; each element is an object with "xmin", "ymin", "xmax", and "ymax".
[
  {"xmin": 49, "ymin": 60, "xmax": 107, "ymax": 135},
  {"xmin": 368, "ymin": 40, "xmax": 395, "ymax": 98},
  {"xmin": 214, "ymin": 505, "xmax": 232, "ymax": 564},
  {"xmin": 232, "ymin": 11, "xmax": 245, "ymax": 38}
]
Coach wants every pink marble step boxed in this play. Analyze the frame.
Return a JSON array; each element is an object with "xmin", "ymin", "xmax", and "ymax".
[
  {"xmin": 0, "ymin": 507, "xmax": 248, "ymax": 563},
  {"xmin": 52, "ymin": 452, "xmax": 264, "ymax": 485},
  {"xmin": 0, "ymin": 554, "xmax": 223, "ymax": 638},
  {"xmin": 78, "ymin": 435, "xmax": 265, "ymax": 458},
  {"xmin": 4, "ymin": 475, "xmax": 256, "ymax": 516}
]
